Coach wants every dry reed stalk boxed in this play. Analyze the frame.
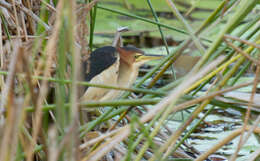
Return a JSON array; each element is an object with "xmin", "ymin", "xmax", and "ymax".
[
  {"xmin": 83, "ymin": 56, "xmax": 225, "ymax": 161},
  {"xmin": 195, "ymin": 126, "xmax": 260, "ymax": 161},
  {"xmin": 26, "ymin": 1, "xmax": 64, "ymax": 161}
]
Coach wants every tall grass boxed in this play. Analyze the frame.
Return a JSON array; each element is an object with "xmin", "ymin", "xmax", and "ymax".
[{"xmin": 0, "ymin": 0, "xmax": 259, "ymax": 161}]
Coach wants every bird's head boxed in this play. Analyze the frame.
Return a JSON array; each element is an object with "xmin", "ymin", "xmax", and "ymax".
[{"xmin": 116, "ymin": 45, "xmax": 162, "ymax": 67}]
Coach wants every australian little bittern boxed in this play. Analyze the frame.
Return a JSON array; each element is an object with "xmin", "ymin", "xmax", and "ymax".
[{"xmin": 80, "ymin": 45, "xmax": 160, "ymax": 102}]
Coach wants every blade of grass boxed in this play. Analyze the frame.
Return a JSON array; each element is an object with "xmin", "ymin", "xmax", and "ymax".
[
  {"xmin": 89, "ymin": 0, "xmax": 98, "ymax": 52},
  {"xmin": 165, "ymin": 0, "xmax": 205, "ymax": 55},
  {"xmin": 160, "ymin": 39, "xmax": 260, "ymax": 160},
  {"xmin": 193, "ymin": 0, "xmax": 258, "ymax": 71}
]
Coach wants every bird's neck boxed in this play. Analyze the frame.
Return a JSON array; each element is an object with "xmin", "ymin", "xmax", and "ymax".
[{"xmin": 118, "ymin": 62, "xmax": 139, "ymax": 87}]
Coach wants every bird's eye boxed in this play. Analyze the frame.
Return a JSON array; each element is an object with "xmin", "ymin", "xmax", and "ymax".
[{"xmin": 135, "ymin": 53, "xmax": 142, "ymax": 59}]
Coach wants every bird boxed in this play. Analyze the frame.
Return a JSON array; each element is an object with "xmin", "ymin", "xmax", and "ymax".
[{"xmin": 80, "ymin": 45, "xmax": 161, "ymax": 102}]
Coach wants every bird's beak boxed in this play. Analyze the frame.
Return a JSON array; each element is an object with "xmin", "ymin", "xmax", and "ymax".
[{"xmin": 136, "ymin": 53, "xmax": 163, "ymax": 63}]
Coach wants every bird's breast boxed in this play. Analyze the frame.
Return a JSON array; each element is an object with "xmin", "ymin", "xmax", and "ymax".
[
  {"xmin": 118, "ymin": 63, "xmax": 139, "ymax": 87},
  {"xmin": 80, "ymin": 58, "xmax": 120, "ymax": 101}
]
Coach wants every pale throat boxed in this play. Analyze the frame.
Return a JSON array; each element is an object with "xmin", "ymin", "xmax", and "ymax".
[{"xmin": 118, "ymin": 61, "xmax": 140, "ymax": 87}]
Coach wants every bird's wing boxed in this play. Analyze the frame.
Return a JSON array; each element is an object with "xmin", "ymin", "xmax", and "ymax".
[
  {"xmin": 81, "ymin": 46, "xmax": 120, "ymax": 101},
  {"xmin": 81, "ymin": 58, "xmax": 119, "ymax": 101},
  {"xmin": 83, "ymin": 46, "xmax": 118, "ymax": 83}
]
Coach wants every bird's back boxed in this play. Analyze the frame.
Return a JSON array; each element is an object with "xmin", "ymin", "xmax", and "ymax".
[
  {"xmin": 81, "ymin": 46, "xmax": 120, "ymax": 101},
  {"xmin": 83, "ymin": 46, "xmax": 118, "ymax": 83}
]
